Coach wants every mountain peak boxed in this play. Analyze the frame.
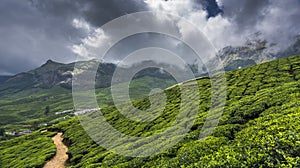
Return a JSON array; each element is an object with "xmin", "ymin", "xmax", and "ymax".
[
  {"xmin": 41, "ymin": 59, "xmax": 60, "ymax": 67},
  {"xmin": 45, "ymin": 59, "xmax": 56, "ymax": 64}
]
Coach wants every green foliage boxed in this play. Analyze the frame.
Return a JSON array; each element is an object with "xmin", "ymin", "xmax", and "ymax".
[
  {"xmin": 0, "ymin": 86, "xmax": 73, "ymax": 128},
  {"xmin": 0, "ymin": 131, "xmax": 56, "ymax": 168},
  {"xmin": 45, "ymin": 55, "xmax": 300, "ymax": 167},
  {"xmin": 0, "ymin": 76, "xmax": 175, "ymax": 133},
  {"xmin": 1, "ymin": 55, "xmax": 300, "ymax": 167}
]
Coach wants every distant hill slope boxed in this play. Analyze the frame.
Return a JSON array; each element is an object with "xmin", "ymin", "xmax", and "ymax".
[
  {"xmin": 0, "ymin": 76, "xmax": 11, "ymax": 84},
  {"xmin": 0, "ymin": 59, "xmax": 177, "ymax": 96},
  {"xmin": 1, "ymin": 55, "xmax": 300, "ymax": 167},
  {"xmin": 0, "ymin": 76, "xmax": 176, "ymax": 128},
  {"xmin": 0, "ymin": 60, "xmax": 112, "ymax": 93}
]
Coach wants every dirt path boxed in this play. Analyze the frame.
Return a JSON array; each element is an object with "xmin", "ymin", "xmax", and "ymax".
[{"xmin": 44, "ymin": 133, "xmax": 68, "ymax": 168}]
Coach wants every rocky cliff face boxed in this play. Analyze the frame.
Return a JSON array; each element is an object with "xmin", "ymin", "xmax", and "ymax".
[
  {"xmin": 31, "ymin": 60, "xmax": 74, "ymax": 89},
  {"xmin": 217, "ymin": 35, "xmax": 300, "ymax": 71},
  {"xmin": 217, "ymin": 40, "xmax": 275, "ymax": 71}
]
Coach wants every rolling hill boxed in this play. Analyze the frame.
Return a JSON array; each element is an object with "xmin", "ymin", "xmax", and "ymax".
[
  {"xmin": 1, "ymin": 55, "xmax": 300, "ymax": 167},
  {"xmin": 0, "ymin": 58, "xmax": 180, "ymax": 132}
]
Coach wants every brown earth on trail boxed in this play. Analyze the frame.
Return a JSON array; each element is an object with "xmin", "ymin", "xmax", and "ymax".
[{"xmin": 44, "ymin": 133, "xmax": 68, "ymax": 168}]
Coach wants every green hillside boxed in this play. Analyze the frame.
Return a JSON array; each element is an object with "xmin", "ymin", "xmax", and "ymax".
[
  {"xmin": 0, "ymin": 76, "xmax": 176, "ymax": 133},
  {"xmin": 0, "ymin": 131, "xmax": 57, "ymax": 168},
  {"xmin": 1, "ymin": 55, "xmax": 300, "ymax": 167},
  {"xmin": 0, "ymin": 58, "xmax": 178, "ymax": 133}
]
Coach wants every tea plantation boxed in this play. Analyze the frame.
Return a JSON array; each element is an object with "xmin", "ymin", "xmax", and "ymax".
[
  {"xmin": 1, "ymin": 55, "xmax": 300, "ymax": 167},
  {"xmin": 0, "ymin": 131, "xmax": 57, "ymax": 168}
]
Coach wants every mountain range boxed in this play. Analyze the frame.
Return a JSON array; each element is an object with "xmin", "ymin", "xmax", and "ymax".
[
  {"xmin": 1, "ymin": 35, "xmax": 299, "ymax": 93},
  {"xmin": 0, "ymin": 34, "xmax": 299, "ymax": 136}
]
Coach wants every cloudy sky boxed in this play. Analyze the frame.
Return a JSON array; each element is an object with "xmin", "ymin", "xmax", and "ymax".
[{"xmin": 0, "ymin": 0, "xmax": 300, "ymax": 75}]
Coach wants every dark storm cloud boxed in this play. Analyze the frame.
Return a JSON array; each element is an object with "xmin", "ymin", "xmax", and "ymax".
[
  {"xmin": 221, "ymin": 0, "xmax": 271, "ymax": 30},
  {"xmin": 218, "ymin": 0, "xmax": 300, "ymax": 50},
  {"xmin": 0, "ymin": 0, "xmax": 86, "ymax": 75},
  {"xmin": 1, "ymin": 0, "xmax": 300, "ymax": 75},
  {"xmin": 0, "ymin": 0, "xmax": 148, "ymax": 75},
  {"xmin": 31, "ymin": 0, "xmax": 149, "ymax": 27},
  {"xmin": 82, "ymin": 0, "xmax": 149, "ymax": 27}
]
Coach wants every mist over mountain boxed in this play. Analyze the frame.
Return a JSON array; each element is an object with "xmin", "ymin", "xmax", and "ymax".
[
  {"xmin": 218, "ymin": 34, "xmax": 300, "ymax": 71},
  {"xmin": 1, "ymin": 33, "xmax": 299, "ymax": 94}
]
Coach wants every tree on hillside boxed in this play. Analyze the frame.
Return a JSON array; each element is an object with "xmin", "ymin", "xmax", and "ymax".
[
  {"xmin": 31, "ymin": 121, "xmax": 39, "ymax": 130},
  {"xmin": 0, "ymin": 128, "xmax": 4, "ymax": 136},
  {"xmin": 44, "ymin": 106, "xmax": 50, "ymax": 115}
]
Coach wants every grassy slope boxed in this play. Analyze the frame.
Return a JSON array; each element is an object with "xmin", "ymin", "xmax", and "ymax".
[
  {"xmin": 0, "ymin": 131, "xmax": 57, "ymax": 168},
  {"xmin": 0, "ymin": 86, "xmax": 73, "ymax": 131},
  {"xmin": 0, "ymin": 76, "xmax": 175, "ymax": 132},
  {"xmin": 58, "ymin": 55, "xmax": 300, "ymax": 167},
  {"xmin": 1, "ymin": 55, "xmax": 300, "ymax": 167}
]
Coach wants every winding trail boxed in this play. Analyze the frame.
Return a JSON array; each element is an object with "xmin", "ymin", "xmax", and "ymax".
[{"xmin": 44, "ymin": 133, "xmax": 68, "ymax": 168}]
